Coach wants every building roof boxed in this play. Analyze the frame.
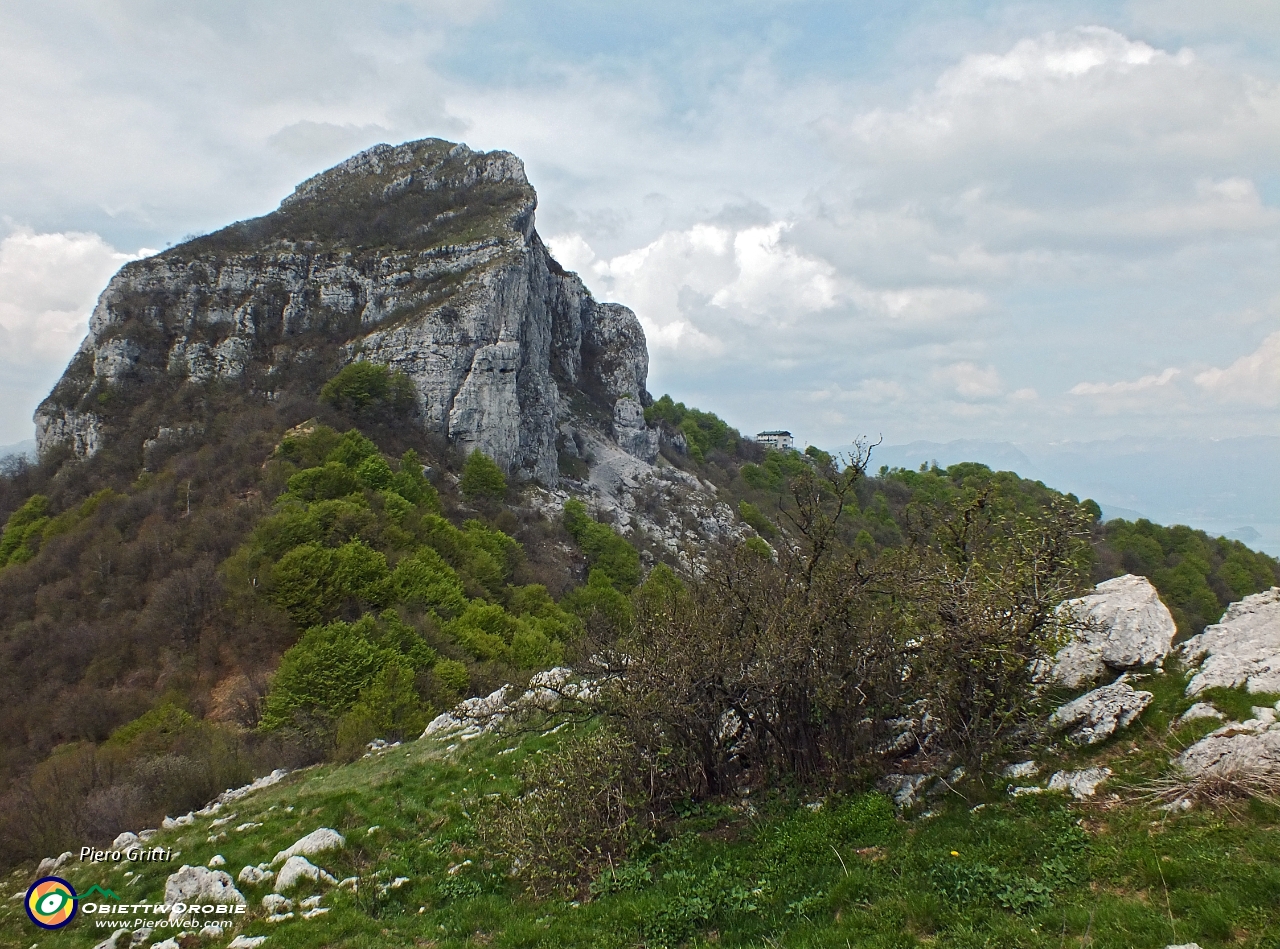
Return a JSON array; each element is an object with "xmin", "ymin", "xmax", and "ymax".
[{"xmin": 757, "ymin": 430, "xmax": 792, "ymax": 437}]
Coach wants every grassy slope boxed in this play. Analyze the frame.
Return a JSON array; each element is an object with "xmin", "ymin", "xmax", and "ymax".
[{"xmin": 5, "ymin": 672, "xmax": 1279, "ymax": 949}]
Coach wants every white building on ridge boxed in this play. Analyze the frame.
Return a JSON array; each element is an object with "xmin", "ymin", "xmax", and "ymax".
[{"xmin": 755, "ymin": 430, "xmax": 794, "ymax": 451}]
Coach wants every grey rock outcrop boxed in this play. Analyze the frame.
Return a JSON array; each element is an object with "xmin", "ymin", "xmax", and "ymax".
[
  {"xmin": 35, "ymin": 139, "xmax": 656, "ymax": 484},
  {"xmin": 1050, "ymin": 676, "xmax": 1153, "ymax": 744},
  {"xmin": 1176, "ymin": 706, "xmax": 1280, "ymax": 778},
  {"xmin": 879, "ymin": 773, "xmax": 929, "ymax": 808},
  {"xmin": 163, "ymin": 864, "xmax": 245, "ymax": 905},
  {"xmin": 1180, "ymin": 587, "xmax": 1280, "ymax": 696},
  {"xmin": 274, "ymin": 856, "xmax": 336, "ymax": 892},
  {"xmin": 1052, "ymin": 575, "xmax": 1176, "ymax": 687},
  {"xmin": 1178, "ymin": 702, "xmax": 1224, "ymax": 725},
  {"xmin": 271, "ymin": 828, "xmax": 344, "ymax": 865}
]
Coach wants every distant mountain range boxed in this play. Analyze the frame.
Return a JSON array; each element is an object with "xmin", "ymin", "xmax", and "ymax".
[
  {"xmin": 0, "ymin": 439, "xmax": 35, "ymax": 461},
  {"xmin": 871, "ymin": 436, "xmax": 1280, "ymax": 556}
]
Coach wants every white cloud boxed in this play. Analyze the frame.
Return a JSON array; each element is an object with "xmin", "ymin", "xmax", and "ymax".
[
  {"xmin": 558, "ymin": 222, "xmax": 838, "ymax": 356},
  {"xmin": 934, "ymin": 362, "xmax": 1003, "ymax": 399},
  {"xmin": 0, "ymin": 229, "xmax": 142, "ymax": 362},
  {"xmin": 1070, "ymin": 367, "xmax": 1180, "ymax": 396},
  {"xmin": 848, "ymin": 27, "xmax": 1196, "ymax": 155},
  {"xmin": 1195, "ymin": 332, "xmax": 1280, "ymax": 405},
  {"xmin": 851, "ymin": 285, "xmax": 987, "ymax": 323},
  {"xmin": 707, "ymin": 224, "xmax": 836, "ymax": 316}
]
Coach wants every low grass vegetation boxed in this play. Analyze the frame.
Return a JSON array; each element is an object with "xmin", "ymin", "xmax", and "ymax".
[{"xmin": 4, "ymin": 677, "xmax": 1278, "ymax": 949}]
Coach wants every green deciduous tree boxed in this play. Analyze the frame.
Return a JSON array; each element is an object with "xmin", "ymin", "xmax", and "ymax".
[
  {"xmin": 460, "ymin": 449, "xmax": 507, "ymax": 501},
  {"xmin": 563, "ymin": 499, "xmax": 641, "ymax": 591},
  {"xmin": 320, "ymin": 361, "xmax": 416, "ymax": 416},
  {"xmin": 260, "ymin": 612, "xmax": 434, "ymax": 735}
]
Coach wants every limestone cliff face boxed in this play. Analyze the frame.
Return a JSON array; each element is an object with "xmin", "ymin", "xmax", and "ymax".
[{"xmin": 35, "ymin": 139, "xmax": 653, "ymax": 483}]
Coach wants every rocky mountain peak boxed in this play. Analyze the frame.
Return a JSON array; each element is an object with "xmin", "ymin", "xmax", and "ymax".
[{"xmin": 35, "ymin": 138, "xmax": 653, "ymax": 483}]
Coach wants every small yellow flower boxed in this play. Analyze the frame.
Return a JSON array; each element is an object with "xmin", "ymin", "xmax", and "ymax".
[{"xmin": 950, "ymin": 850, "xmax": 960, "ymax": 857}]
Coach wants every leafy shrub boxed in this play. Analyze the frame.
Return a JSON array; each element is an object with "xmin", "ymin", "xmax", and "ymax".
[
  {"xmin": 389, "ymin": 450, "xmax": 438, "ymax": 508},
  {"xmin": 443, "ymin": 601, "xmax": 566, "ymax": 666},
  {"xmin": 739, "ymin": 449, "xmax": 811, "ymax": 493},
  {"xmin": 269, "ymin": 540, "xmax": 391, "ymax": 627},
  {"xmin": 326, "ymin": 428, "xmax": 379, "ymax": 468},
  {"xmin": 105, "ymin": 704, "xmax": 199, "ymax": 753},
  {"xmin": 431, "ymin": 658, "xmax": 470, "ymax": 699},
  {"xmin": 287, "ymin": 462, "xmax": 363, "ymax": 501},
  {"xmin": 480, "ymin": 727, "xmax": 652, "ymax": 894},
  {"xmin": 644, "ymin": 394, "xmax": 738, "ymax": 462},
  {"xmin": 0, "ymin": 494, "xmax": 49, "ymax": 565},
  {"xmin": 460, "ymin": 449, "xmax": 507, "ymax": 501},
  {"xmin": 563, "ymin": 499, "xmax": 641, "ymax": 591},
  {"xmin": 388, "ymin": 547, "xmax": 468, "ymax": 618},
  {"xmin": 737, "ymin": 500, "xmax": 776, "ymax": 538},
  {"xmin": 0, "ymin": 489, "xmax": 116, "ymax": 567},
  {"xmin": 260, "ymin": 611, "xmax": 435, "ymax": 734},
  {"xmin": 560, "ymin": 568, "xmax": 633, "ymax": 635},
  {"xmin": 347, "ymin": 661, "xmax": 428, "ymax": 741},
  {"xmin": 320, "ymin": 361, "xmax": 415, "ymax": 416},
  {"xmin": 903, "ymin": 489, "xmax": 1092, "ymax": 767}
]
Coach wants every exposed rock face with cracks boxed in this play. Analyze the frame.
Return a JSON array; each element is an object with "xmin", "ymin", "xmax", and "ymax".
[
  {"xmin": 1180, "ymin": 587, "xmax": 1280, "ymax": 696},
  {"xmin": 1177, "ymin": 703, "xmax": 1280, "ymax": 779},
  {"xmin": 1051, "ymin": 574, "xmax": 1176, "ymax": 688},
  {"xmin": 1050, "ymin": 676, "xmax": 1153, "ymax": 745},
  {"xmin": 34, "ymin": 138, "xmax": 655, "ymax": 485}
]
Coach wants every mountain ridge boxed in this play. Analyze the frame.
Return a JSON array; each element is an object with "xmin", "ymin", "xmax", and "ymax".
[{"xmin": 34, "ymin": 138, "xmax": 654, "ymax": 484}]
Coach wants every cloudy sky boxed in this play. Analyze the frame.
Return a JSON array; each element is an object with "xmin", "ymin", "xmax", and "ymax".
[{"xmin": 1, "ymin": 0, "xmax": 1278, "ymax": 454}]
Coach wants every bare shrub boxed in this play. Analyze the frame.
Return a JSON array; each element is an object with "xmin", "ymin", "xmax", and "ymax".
[
  {"xmin": 598, "ymin": 446, "xmax": 912, "ymax": 799},
  {"xmin": 897, "ymin": 491, "xmax": 1093, "ymax": 768},
  {"xmin": 479, "ymin": 727, "xmax": 652, "ymax": 895}
]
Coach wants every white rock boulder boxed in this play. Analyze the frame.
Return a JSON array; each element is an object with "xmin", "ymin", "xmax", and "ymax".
[
  {"xmin": 238, "ymin": 864, "xmax": 272, "ymax": 885},
  {"xmin": 163, "ymin": 865, "xmax": 245, "ymax": 906},
  {"xmin": 1176, "ymin": 716, "xmax": 1280, "ymax": 778},
  {"xmin": 1178, "ymin": 702, "xmax": 1225, "ymax": 724},
  {"xmin": 1047, "ymin": 767, "xmax": 1112, "ymax": 799},
  {"xmin": 878, "ymin": 773, "xmax": 929, "ymax": 808},
  {"xmin": 271, "ymin": 828, "xmax": 345, "ymax": 866},
  {"xmin": 219, "ymin": 769, "xmax": 288, "ymax": 805},
  {"xmin": 1003, "ymin": 761, "xmax": 1039, "ymax": 779},
  {"xmin": 91, "ymin": 930, "xmax": 131, "ymax": 949},
  {"xmin": 112, "ymin": 831, "xmax": 140, "ymax": 850},
  {"xmin": 274, "ymin": 856, "xmax": 337, "ymax": 892},
  {"xmin": 260, "ymin": 894, "xmax": 292, "ymax": 914},
  {"xmin": 1053, "ymin": 575, "xmax": 1176, "ymax": 687},
  {"xmin": 228, "ymin": 937, "xmax": 269, "ymax": 949},
  {"xmin": 423, "ymin": 685, "xmax": 513, "ymax": 738},
  {"xmin": 1180, "ymin": 587, "xmax": 1280, "ymax": 696},
  {"xmin": 36, "ymin": 851, "xmax": 73, "ymax": 875},
  {"xmin": 1050, "ymin": 677, "xmax": 1153, "ymax": 744}
]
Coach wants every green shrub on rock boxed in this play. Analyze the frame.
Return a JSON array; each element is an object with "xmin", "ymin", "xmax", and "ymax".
[{"xmin": 563, "ymin": 499, "xmax": 641, "ymax": 592}]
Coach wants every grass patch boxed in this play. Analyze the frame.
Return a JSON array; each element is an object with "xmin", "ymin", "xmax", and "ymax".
[{"xmin": 4, "ymin": 697, "xmax": 1280, "ymax": 949}]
